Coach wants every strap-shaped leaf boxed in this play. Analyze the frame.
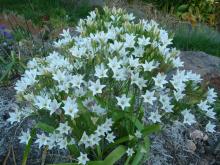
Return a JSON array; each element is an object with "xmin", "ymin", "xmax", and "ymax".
[
  {"xmin": 35, "ymin": 122, "xmax": 55, "ymax": 133},
  {"xmin": 124, "ymin": 113, "xmax": 144, "ymax": 131},
  {"xmin": 47, "ymin": 160, "xmax": 104, "ymax": 165},
  {"xmin": 112, "ymin": 111, "xmax": 144, "ymax": 131},
  {"xmin": 131, "ymin": 136, "xmax": 150, "ymax": 165},
  {"xmin": 104, "ymin": 145, "xmax": 127, "ymax": 165},
  {"xmin": 104, "ymin": 135, "xmax": 134, "ymax": 153},
  {"xmin": 142, "ymin": 124, "xmax": 160, "ymax": 135},
  {"xmin": 22, "ymin": 128, "xmax": 36, "ymax": 165},
  {"xmin": 67, "ymin": 144, "xmax": 80, "ymax": 157}
]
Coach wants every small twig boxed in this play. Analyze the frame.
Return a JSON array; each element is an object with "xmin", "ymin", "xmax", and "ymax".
[
  {"xmin": 41, "ymin": 146, "xmax": 48, "ymax": 165},
  {"xmin": 3, "ymin": 146, "xmax": 11, "ymax": 165},
  {"xmin": 11, "ymin": 145, "xmax": 17, "ymax": 165}
]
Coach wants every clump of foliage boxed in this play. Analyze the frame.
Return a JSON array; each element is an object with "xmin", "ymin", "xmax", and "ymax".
[
  {"xmin": 8, "ymin": 7, "xmax": 218, "ymax": 165},
  {"xmin": 0, "ymin": 0, "xmax": 93, "ymax": 28},
  {"xmin": 171, "ymin": 23, "xmax": 220, "ymax": 57},
  {"xmin": 0, "ymin": 25, "xmax": 26, "ymax": 85},
  {"xmin": 144, "ymin": 0, "xmax": 218, "ymax": 26}
]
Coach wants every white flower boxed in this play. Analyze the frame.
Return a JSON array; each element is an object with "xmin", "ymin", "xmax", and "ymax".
[
  {"xmin": 95, "ymin": 63, "xmax": 108, "ymax": 78},
  {"xmin": 89, "ymin": 134, "xmax": 101, "ymax": 146},
  {"xmin": 207, "ymin": 88, "xmax": 217, "ymax": 104},
  {"xmin": 186, "ymin": 71, "xmax": 202, "ymax": 82},
  {"xmin": 48, "ymin": 99, "xmax": 61, "ymax": 115},
  {"xmin": 125, "ymin": 13, "xmax": 135, "ymax": 21},
  {"xmin": 159, "ymin": 95, "xmax": 173, "ymax": 112},
  {"xmin": 109, "ymin": 41, "xmax": 123, "ymax": 52},
  {"xmin": 172, "ymin": 57, "xmax": 184, "ymax": 68},
  {"xmin": 141, "ymin": 60, "xmax": 158, "ymax": 72},
  {"xmin": 197, "ymin": 100, "xmax": 210, "ymax": 112},
  {"xmin": 205, "ymin": 121, "xmax": 216, "ymax": 133},
  {"xmin": 77, "ymin": 152, "xmax": 89, "ymax": 165},
  {"xmin": 205, "ymin": 108, "xmax": 216, "ymax": 119},
  {"xmin": 138, "ymin": 36, "xmax": 150, "ymax": 46},
  {"xmin": 69, "ymin": 46, "xmax": 86, "ymax": 58},
  {"xmin": 14, "ymin": 79, "xmax": 28, "ymax": 93},
  {"xmin": 63, "ymin": 97, "xmax": 79, "ymax": 118},
  {"xmin": 112, "ymin": 67, "xmax": 127, "ymax": 81},
  {"xmin": 35, "ymin": 133, "xmax": 48, "ymax": 148},
  {"xmin": 7, "ymin": 109, "xmax": 22, "ymax": 124},
  {"xmin": 126, "ymin": 148, "xmax": 135, "ymax": 157},
  {"xmin": 19, "ymin": 129, "xmax": 31, "ymax": 144},
  {"xmin": 91, "ymin": 104, "xmax": 106, "ymax": 116},
  {"xmin": 129, "ymin": 56, "xmax": 140, "ymax": 68},
  {"xmin": 60, "ymin": 29, "xmax": 71, "ymax": 38},
  {"xmin": 135, "ymin": 130, "xmax": 142, "ymax": 139},
  {"xmin": 153, "ymin": 73, "xmax": 167, "ymax": 88},
  {"xmin": 57, "ymin": 137, "xmax": 68, "ymax": 149},
  {"xmin": 181, "ymin": 109, "xmax": 196, "ymax": 125},
  {"xmin": 116, "ymin": 94, "xmax": 131, "ymax": 110},
  {"xmin": 108, "ymin": 57, "xmax": 122, "ymax": 70},
  {"xmin": 142, "ymin": 90, "xmax": 156, "ymax": 105},
  {"xmin": 88, "ymin": 79, "xmax": 106, "ymax": 96},
  {"xmin": 148, "ymin": 111, "xmax": 162, "ymax": 123},
  {"xmin": 56, "ymin": 122, "xmax": 72, "ymax": 135},
  {"xmin": 71, "ymin": 74, "xmax": 84, "ymax": 88},
  {"xmin": 106, "ymin": 132, "xmax": 116, "ymax": 143},
  {"xmin": 95, "ymin": 125, "xmax": 106, "ymax": 136},
  {"xmin": 79, "ymin": 132, "xmax": 89, "ymax": 146},
  {"xmin": 124, "ymin": 33, "xmax": 135, "ymax": 48},
  {"xmin": 131, "ymin": 72, "xmax": 147, "ymax": 90},
  {"xmin": 173, "ymin": 90, "xmax": 185, "ymax": 101},
  {"xmin": 34, "ymin": 94, "xmax": 51, "ymax": 110}
]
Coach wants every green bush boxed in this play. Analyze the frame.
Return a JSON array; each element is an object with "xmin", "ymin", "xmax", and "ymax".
[
  {"xmin": 171, "ymin": 23, "xmax": 220, "ymax": 56},
  {"xmin": 144, "ymin": 0, "xmax": 218, "ymax": 26}
]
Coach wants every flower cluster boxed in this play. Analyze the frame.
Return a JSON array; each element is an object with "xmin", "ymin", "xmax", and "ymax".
[{"xmin": 8, "ymin": 7, "xmax": 217, "ymax": 164}]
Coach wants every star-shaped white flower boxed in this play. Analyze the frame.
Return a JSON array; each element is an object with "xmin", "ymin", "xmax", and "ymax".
[
  {"xmin": 106, "ymin": 132, "xmax": 116, "ymax": 143},
  {"xmin": 35, "ymin": 133, "xmax": 48, "ymax": 148},
  {"xmin": 19, "ymin": 129, "xmax": 31, "ymax": 145},
  {"xmin": 56, "ymin": 122, "xmax": 72, "ymax": 135},
  {"xmin": 63, "ymin": 97, "xmax": 79, "ymax": 118},
  {"xmin": 89, "ymin": 79, "xmax": 106, "ymax": 96},
  {"xmin": 142, "ymin": 90, "xmax": 157, "ymax": 105},
  {"xmin": 142, "ymin": 60, "xmax": 158, "ymax": 72},
  {"xmin": 48, "ymin": 99, "xmax": 61, "ymax": 115},
  {"xmin": 181, "ymin": 109, "xmax": 196, "ymax": 125},
  {"xmin": 153, "ymin": 73, "xmax": 167, "ymax": 88},
  {"xmin": 7, "ymin": 109, "xmax": 22, "ymax": 124},
  {"xmin": 77, "ymin": 152, "xmax": 89, "ymax": 165},
  {"xmin": 126, "ymin": 148, "xmax": 135, "ymax": 157},
  {"xmin": 135, "ymin": 130, "xmax": 142, "ymax": 139},
  {"xmin": 148, "ymin": 111, "xmax": 162, "ymax": 123},
  {"xmin": 205, "ymin": 121, "xmax": 216, "ymax": 133},
  {"xmin": 95, "ymin": 63, "xmax": 108, "ymax": 78},
  {"xmin": 116, "ymin": 94, "xmax": 131, "ymax": 110}
]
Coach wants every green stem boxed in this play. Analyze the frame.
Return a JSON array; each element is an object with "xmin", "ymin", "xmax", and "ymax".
[
  {"xmin": 97, "ymin": 145, "xmax": 102, "ymax": 160},
  {"xmin": 125, "ymin": 157, "xmax": 131, "ymax": 165}
]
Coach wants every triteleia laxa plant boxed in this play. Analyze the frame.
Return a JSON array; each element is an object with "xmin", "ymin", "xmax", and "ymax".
[{"xmin": 8, "ymin": 7, "xmax": 218, "ymax": 165}]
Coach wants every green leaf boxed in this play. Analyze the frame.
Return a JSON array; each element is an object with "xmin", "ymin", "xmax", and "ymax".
[
  {"xmin": 22, "ymin": 128, "xmax": 36, "ymax": 165},
  {"xmin": 104, "ymin": 145, "xmax": 127, "ymax": 165},
  {"xmin": 0, "ymin": 61, "xmax": 14, "ymax": 82},
  {"xmin": 142, "ymin": 124, "xmax": 160, "ymax": 135},
  {"xmin": 177, "ymin": 4, "xmax": 189, "ymax": 12},
  {"xmin": 67, "ymin": 144, "xmax": 80, "ymax": 157},
  {"xmin": 104, "ymin": 135, "xmax": 134, "ymax": 153},
  {"xmin": 47, "ymin": 161, "xmax": 105, "ymax": 165},
  {"xmin": 112, "ymin": 111, "xmax": 144, "ymax": 131},
  {"xmin": 131, "ymin": 137, "xmax": 150, "ymax": 165},
  {"xmin": 124, "ymin": 113, "xmax": 144, "ymax": 131},
  {"xmin": 35, "ymin": 122, "xmax": 55, "ymax": 133}
]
